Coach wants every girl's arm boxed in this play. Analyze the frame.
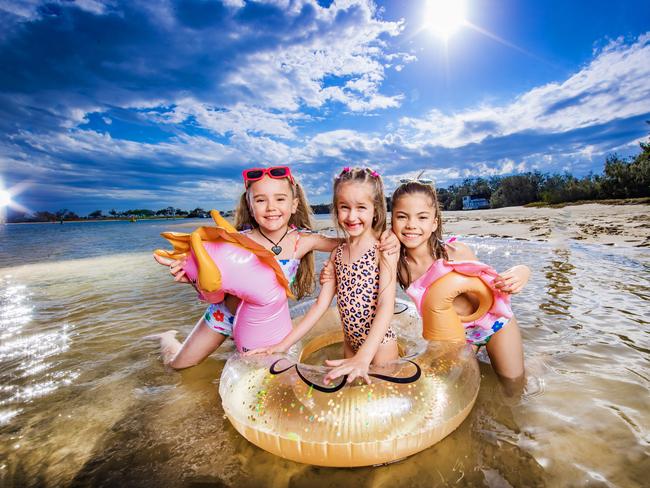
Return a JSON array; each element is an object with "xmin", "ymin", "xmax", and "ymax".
[
  {"xmin": 446, "ymin": 241, "xmax": 530, "ymax": 294},
  {"xmin": 153, "ymin": 254, "xmax": 191, "ymax": 283},
  {"xmin": 494, "ymin": 265, "xmax": 530, "ymax": 294},
  {"xmin": 154, "ymin": 253, "xmax": 239, "ymax": 313},
  {"xmin": 325, "ymin": 247, "xmax": 399, "ymax": 384},
  {"xmin": 297, "ymin": 230, "xmax": 399, "ymax": 257},
  {"xmin": 445, "ymin": 240, "xmax": 478, "ymax": 261},
  {"xmin": 297, "ymin": 232, "xmax": 340, "ymax": 254},
  {"xmin": 244, "ymin": 251, "xmax": 338, "ymax": 355}
]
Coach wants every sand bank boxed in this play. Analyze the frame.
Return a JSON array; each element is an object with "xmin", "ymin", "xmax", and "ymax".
[
  {"xmin": 440, "ymin": 203, "xmax": 650, "ymax": 248},
  {"xmin": 167, "ymin": 203, "xmax": 650, "ymax": 248}
]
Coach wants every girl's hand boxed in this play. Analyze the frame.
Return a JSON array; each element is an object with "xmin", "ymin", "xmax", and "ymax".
[
  {"xmin": 324, "ymin": 355, "xmax": 372, "ymax": 385},
  {"xmin": 494, "ymin": 265, "xmax": 530, "ymax": 294},
  {"xmin": 378, "ymin": 230, "xmax": 400, "ymax": 256},
  {"xmin": 153, "ymin": 254, "xmax": 190, "ymax": 283},
  {"xmin": 319, "ymin": 260, "xmax": 335, "ymax": 285},
  {"xmin": 243, "ymin": 342, "xmax": 288, "ymax": 356}
]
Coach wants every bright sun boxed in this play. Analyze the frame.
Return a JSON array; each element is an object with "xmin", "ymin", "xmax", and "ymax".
[
  {"xmin": 0, "ymin": 189, "xmax": 11, "ymax": 208},
  {"xmin": 424, "ymin": 0, "xmax": 467, "ymax": 40}
]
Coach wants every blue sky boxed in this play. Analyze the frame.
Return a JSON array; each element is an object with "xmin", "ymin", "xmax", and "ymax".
[{"xmin": 1, "ymin": 0, "xmax": 649, "ymax": 215}]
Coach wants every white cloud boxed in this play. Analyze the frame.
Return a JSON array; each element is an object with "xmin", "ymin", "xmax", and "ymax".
[
  {"xmin": 15, "ymin": 129, "xmax": 240, "ymax": 169},
  {"xmin": 148, "ymin": 99, "xmax": 302, "ymax": 139},
  {"xmin": 0, "ymin": 0, "xmax": 113, "ymax": 21},
  {"xmin": 221, "ymin": 0, "xmax": 245, "ymax": 8},
  {"xmin": 398, "ymin": 34, "xmax": 650, "ymax": 149},
  {"xmin": 223, "ymin": 1, "xmax": 405, "ymax": 113},
  {"xmin": 302, "ymin": 129, "xmax": 384, "ymax": 160}
]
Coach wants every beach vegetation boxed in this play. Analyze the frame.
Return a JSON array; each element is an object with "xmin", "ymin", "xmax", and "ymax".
[{"xmin": 438, "ymin": 134, "xmax": 650, "ymax": 210}]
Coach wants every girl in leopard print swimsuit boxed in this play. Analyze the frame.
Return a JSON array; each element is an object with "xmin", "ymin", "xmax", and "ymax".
[{"xmin": 249, "ymin": 167, "xmax": 399, "ymax": 385}]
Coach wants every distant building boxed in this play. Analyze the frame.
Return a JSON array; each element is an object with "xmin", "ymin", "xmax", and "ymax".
[{"xmin": 462, "ymin": 195, "xmax": 490, "ymax": 210}]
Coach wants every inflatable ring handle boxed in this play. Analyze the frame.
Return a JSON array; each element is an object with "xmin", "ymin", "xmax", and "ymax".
[
  {"xmin": 368, "ymin": 359, "xmax": 421, "ymax": 384},
  {"xmin": 394, "ymin": 302, "xmax": 409, "ymax": 315},
  {"xmin": 270, "ymin": 358, "xmax": 420, "ymax": 391},
  {"xmin": 269, "ymin": 359, "xmax": 295, "ymax": 375},
  {"xmin": 269, "ymin": 358, "xmax": 348, "ymax": 394},
  {"xmin": 295, "ymin": 365, "xmax": 348, "ymax": 394}
]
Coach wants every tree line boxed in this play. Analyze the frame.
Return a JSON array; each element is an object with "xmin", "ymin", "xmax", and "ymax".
[
  {"xmin": 6, "ymin": 206, "xmax": 218, "ymax": 223},
  {"xmin": 6, "ymin": 135, "xmax": 649, "ymax": 223},
  {"xmin": 434, "ymin": 137, "xmax": 649, "ymax": 210}
]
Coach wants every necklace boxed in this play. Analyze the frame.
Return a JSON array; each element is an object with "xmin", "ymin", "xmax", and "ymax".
[{"xmin": 257, "ymin": 227, "xmax": 290, "ymax": 255}]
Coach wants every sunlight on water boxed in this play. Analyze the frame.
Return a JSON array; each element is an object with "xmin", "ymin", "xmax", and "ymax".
[{"xmin": 0, "ymin": 223, "xmax": 648, "ymax": 487}]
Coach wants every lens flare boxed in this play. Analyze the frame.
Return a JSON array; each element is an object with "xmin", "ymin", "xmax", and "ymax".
[{"xmin": 0, "ymin": 189, "xmax": 11, "ymax": 208}]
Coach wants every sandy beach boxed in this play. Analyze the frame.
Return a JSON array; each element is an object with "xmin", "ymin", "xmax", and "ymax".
[
  {"xmin": 441, "ymin": 203, "xmax": 650, "ymax": 247},
  {"xmin": 315, "ymin": 203, "xmax": 650, "ymax": 248},
  {"xmin": 168, "ymin": 202, "xmax": 650, "ymax": 248}
]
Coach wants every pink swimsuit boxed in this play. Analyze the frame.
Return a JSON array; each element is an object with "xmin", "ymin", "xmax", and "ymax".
[{"xmin": 405, "ymin": 259, "xmax": 513, "ymax": 346}]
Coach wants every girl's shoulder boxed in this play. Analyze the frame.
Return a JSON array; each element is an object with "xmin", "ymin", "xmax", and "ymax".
[{"xmin": 333, "ymin": 241, "xmax": 346, "ymax": 258}]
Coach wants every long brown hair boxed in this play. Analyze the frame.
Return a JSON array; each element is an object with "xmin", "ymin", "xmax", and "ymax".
[
  {"xmin": 234, "ymin": 176, "xmax": 315, "ymax": 299},
  {"xmin": 331, "ymin": 167, "xmax": 387, "ymax": 237},
  {"xmin": 391, "ymin": 181, "xmax": 448, "ymax": 289}
]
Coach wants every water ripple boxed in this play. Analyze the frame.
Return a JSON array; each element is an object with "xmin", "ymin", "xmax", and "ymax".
[{"xmin": 0, "ymin": 235, "xmax": 648, "ymax": 486}]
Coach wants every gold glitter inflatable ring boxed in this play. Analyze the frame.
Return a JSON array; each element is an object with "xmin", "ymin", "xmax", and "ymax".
[{"xmin": 218, "ymin": 299, "xmax": 480, "ymax": 467}]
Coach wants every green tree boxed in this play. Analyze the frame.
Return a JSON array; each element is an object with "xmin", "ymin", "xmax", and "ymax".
[
  {"xmin": 490, "ymin": 173, "xmax": 543, "ymax": 208},
  {"xmin": 34, "ymin": 211, "xmax": 57, "ymax": 222},
  {"xmin": 187, "ymin": 207, "xmax": 207, "ymax": 218}
]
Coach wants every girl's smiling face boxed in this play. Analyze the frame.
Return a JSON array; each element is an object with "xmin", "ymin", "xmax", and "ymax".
[
  {"xmin": 248, "ymin": 175, "xmax": 298, "ymax": 232},
  {"xmin": 391, "ymin": 193, "xmax": 438, "ymax": 249},
  {"xmin": 335, "ymin": 181, "xmax": 376, "ymax": 237}
]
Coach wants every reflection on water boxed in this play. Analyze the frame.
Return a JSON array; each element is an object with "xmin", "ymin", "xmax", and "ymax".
[
  {"xmin": 539, "ymin": 248, "xmax": 576, "ymax": 319},
  {"xmin": 0, "ymin": 226, "xmax": 648, "ymax": 487}
]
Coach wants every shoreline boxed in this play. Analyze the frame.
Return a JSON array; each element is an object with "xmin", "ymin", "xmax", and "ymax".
[
  {"xmin": 9, "ymin": 203, "xmax": 647, "ymax": 248},
  {"xmin": 2, "ymin": 217, "xmax": 207, "ymax": 225},
  {"xmin": 312, "ymin": 203, "xmax": 650, "ymax": 248}
]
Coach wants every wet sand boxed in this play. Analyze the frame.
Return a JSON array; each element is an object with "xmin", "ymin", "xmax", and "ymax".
[
  {"xmin": 441, "ymin": 203, "xmax": 650, "ymax": 247},
  {"xmin": 313, "ymin": 203, "xmax": 650, "ymax": 248}
]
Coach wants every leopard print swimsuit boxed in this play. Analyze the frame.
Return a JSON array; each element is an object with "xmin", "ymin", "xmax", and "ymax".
[{"xmin": 334, "ymin": 244, "xmax": 397, "ymax": 352}]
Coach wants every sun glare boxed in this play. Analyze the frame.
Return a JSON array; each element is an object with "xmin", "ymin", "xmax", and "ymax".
[
  {"xmin": 0, "ymin": 189, "xmax": 12, "ymax": 208},
  {"xmin": 0, "ymin": 180, "xmax": 31, "ymax": 220},
  {"xmin": 424, "ymin": 0, "xmax": 467, "ymax": 40}
]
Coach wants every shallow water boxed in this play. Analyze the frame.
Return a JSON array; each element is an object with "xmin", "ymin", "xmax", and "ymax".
[{"xmin": 0, "ymin": 220, "xmax": 648, "ymax": 487}]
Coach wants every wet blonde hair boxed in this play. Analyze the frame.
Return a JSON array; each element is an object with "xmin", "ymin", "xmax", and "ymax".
[
  {"xmin": 234, "ymin": 176, "xmax": 315, "ymax": 299},
  {"xmin": 391, "ymin": 180, "xmax": 448, "ymax": 290},
  {"xmin": 331, "ymin": 167, "xmax": 387, "ymax": 237}
]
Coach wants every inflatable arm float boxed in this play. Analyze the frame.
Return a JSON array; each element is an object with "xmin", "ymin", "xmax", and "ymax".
[
  {"xmin": 408, "ymin": 259, "xmax": 513, "ymax": 342},
  {"xmin": 154, "ymin": 211, "xmax": 294, "ymax": 351}
]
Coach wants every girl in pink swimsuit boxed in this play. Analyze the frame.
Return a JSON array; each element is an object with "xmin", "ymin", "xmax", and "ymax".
[
  {"xmin": 150, "ymin": 167, "xmax": 345, "ymax": 368},
  {"xmin": 391, "ymin": 178, "xmax": 530, "ymax": 380}
]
